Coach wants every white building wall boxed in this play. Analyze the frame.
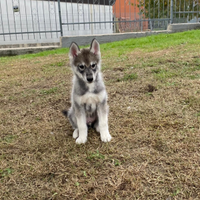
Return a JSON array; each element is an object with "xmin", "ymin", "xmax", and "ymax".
[{"xmin": 0, "ymin": 0, "xmax": 113, "ymax": 45}]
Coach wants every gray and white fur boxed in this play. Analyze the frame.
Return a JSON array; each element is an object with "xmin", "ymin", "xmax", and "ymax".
[{"xmin": 63, "ymin": 39, "xmax": 112, "ymax": 144}]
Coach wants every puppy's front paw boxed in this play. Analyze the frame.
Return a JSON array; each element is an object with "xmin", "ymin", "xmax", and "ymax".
[
  {"xmin": 101, "ymin": 132, "xmax": 112, "ymax": 143},
  {"xmin": 76, "ymin": 136, "xmax": 87, "ymax": 144},
  {"xmin": 73, "ymin": 129, "xmax": 79, "ymax": 139}
]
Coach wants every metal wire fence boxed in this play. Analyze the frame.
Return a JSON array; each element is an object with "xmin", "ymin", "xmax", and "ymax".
[{"xmin": 0, "ymin": 0, "xmax": 199, "ymax": 45}]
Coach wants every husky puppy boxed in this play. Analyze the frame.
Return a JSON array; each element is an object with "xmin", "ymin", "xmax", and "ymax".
[{"xmin": 63, "ymin": 39, "xmax": 112, "ymax": 144}]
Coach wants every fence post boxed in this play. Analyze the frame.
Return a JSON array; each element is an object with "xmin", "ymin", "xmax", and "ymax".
[
  {"xmin": 170, "ymin": 0, "xmax": 173, "ymax": 24},
  {"xmin": 58, "ymin": 0, "xmax": 63, "ymax": 36}
]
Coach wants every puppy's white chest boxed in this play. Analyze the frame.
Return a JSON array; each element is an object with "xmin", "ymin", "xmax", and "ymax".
[
  {"xmin": 74, "ymin": 89, "xmax": 106, "ymax": 110},
  {"xmin": 81, "ymin": 92, "xmax": 99, "ymax": 105}
]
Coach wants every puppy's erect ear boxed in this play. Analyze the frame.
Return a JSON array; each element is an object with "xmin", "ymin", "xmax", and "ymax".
[
  {"xmin": 90, "ymin": 39, "xmax": 100, "ymax": 55},
  {"xmin": 69, "ymin": 42, "xmax": 80, "ymax": 58}
]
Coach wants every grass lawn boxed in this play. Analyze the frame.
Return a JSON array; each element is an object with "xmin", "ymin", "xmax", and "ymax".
[{"xmin": 0, "ymin": 30, "xmax": 200, "ymax": 200}]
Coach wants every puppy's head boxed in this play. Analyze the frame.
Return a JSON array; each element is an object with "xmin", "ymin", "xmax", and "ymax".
[{"xmin": 69, "ymin": 39, "xmax": 101, "ymax": 84}]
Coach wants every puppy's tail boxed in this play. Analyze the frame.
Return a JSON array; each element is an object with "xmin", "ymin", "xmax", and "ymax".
[{"xmin": 62, "ymin": 110, "xmax": 68, "ymax": 118}]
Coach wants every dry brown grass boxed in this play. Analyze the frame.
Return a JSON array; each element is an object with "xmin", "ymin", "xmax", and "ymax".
[{"xmin": 0, "ymin": 41, "xmax": 200, "ymax": 200}]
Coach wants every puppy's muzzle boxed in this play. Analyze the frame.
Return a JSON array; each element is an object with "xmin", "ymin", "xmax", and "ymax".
[
  {"xmin": 87, "ymin": 77, "xmax": 93, "ymax": 83},
  {"xmin": 86, "ymin": 74, "xmax": 93, "ymax": 83}
]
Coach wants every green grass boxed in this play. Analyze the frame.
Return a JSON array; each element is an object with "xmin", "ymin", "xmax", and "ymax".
[
  {"xmin": 87, "ymin": 150, "xmax": 105, "ymax": 160},
  {"xmin": 122, "ymin": 73, "xmax": 138, "ymax": 81},
  {"xmin": 152, "ymin": 69, "xmax": 178, "ymax": 80},
  {"xmin": 1, "ymin": 135, "xmax": 16, "ymax": 143},
  {"xmin": 0, "ymin": 168, "xmax": 13, "ymax": 179},
  {"xmin": 101, "ymin": 30, "xmax": 200, "ymax": 57},
  {"xmin": 18, "ymin": 48, "xmax": 69, "ymax": 59},
  {"xmin": 1, "ymin": 30, "xmax": 200, "ymax": 62},
  {"xmin": 0, "ymin": 48, "xmax": 68, "ymax": 63},
  {"xmin": 40, "ymin": 87, "xmax": 58, "ymax": 95}
]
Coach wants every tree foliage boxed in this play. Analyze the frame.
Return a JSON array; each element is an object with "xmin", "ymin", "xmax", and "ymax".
[{"xmin": 137, "ymin": 0, "xmax": 199, "ymax": 20}]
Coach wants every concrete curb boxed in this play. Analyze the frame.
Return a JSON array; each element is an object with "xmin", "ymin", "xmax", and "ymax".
[
  {"xmin": 0, "ymin": 42, "xmax": 60, "ymax": 49},
  {"xmin": 167, "ymin": 22, "xmax": 200, "ymax": 32},
  {"xmin": 60, "ymin": 30, "xmax": 171, "ymax": 47},
  {"xmin": 60, "ymin": 23, "xmax": 200, "ymax": 48},
  {"xmin": 0, "ymin": 46, "xmax": 60, "ymax": 57}
]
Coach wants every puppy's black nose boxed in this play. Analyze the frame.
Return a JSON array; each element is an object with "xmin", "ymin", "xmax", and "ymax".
[{"xmin": 87, "ymin": 77, "xmax": 93, "ymax": 83}]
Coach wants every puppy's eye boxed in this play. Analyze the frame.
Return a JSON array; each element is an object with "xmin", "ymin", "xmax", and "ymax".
[
  {"xmin": 91, "ymin": 64, "xmax": 96, "ymax": 69},
  {"xmin": 79, "ymin": 65, "xmax": 85, "ymax": 71}
]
